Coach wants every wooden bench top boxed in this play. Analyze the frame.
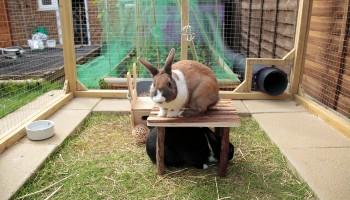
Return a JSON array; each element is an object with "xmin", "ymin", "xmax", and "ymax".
[{"xmin": 147, "ymin": 99, "xmax": 241, "ymax": 127}]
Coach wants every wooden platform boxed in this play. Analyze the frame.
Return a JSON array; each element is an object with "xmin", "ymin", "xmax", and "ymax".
[
  {"xmin": 147, "ymin": 99, "xmax": 240, "ymax": 177},
  {"xmin": 147, "ymin": 99, "xmax": 241, "ymax": 127}
]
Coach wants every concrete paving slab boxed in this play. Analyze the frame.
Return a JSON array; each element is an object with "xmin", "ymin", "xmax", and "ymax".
[
  {"xmin": 243, "ymin": 100, "xmax": 306, "ymax": 113},
  {"xmin": 286, "ymin": 147, "xmax": 350, "ymax": 200},
  {"xmin": 93, "ymin": 99, "xmax": 131, "ymax": 113},
  {"xmin": 19, "ymin": 110, "xmax": 90, "ymax": 146},
  {"xmin": 62, "ymin": 97, "xmax": 100, "ymax": 110},
  {"xmin": 0, "ymin": 143, "xmax": 56, "ymax": 200},
  {"xmin": 233, "ymin": 100, "xmax": 250, "ymax": 116},
  {"xmin": 253, "ymin": 113, "xmax": 350, "ymax": 149},
  {"xmin": 0, "ymin": 101, "xmax": 91, "ymax": 200}
]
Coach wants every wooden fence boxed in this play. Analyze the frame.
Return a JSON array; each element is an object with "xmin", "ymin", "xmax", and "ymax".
[
  {"xmin": 302, "ymin": 0, "xmax": 350, "ymax": 118},
  {"xmin": 241, "ymin": 0, "xmax": 298, "ymax": 59},
  {"xmin": 0, "ymin": 0, "xmax": 11, "ymax": 47}
]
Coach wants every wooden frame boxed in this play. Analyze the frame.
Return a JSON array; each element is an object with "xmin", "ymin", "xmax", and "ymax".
[
  {"xmin": 60, "ymin": 0, "xmax": 77, "ymax": 93},
  {"xmin": 233, "ymin": 49, "xmax": 295, "ymax": 94},
  {"xmin": 75, "ymin": 90, "xmax": 128, "ymax": 98},
  {"xmin": 74, "ymin": 0, "xmax": 310, "ymax": 101},
  {"xmin": 0, "ymin": 93, "xmax": 73, "ymax": 153},
  {"xmin": 2, "ymin": 0, "xmax": 348, "ymax": 154},
  {"xmin": 290, "ymin": 0, "xmax": 313, "ymax": 95},
  {"xmin": 147, "ymin": 99, "xmax": 240, "ymax": 176},
  {"xmin": 295, "ymin": 95, "xmax": 350, "ymax": 138},
  {"xmin": 127, "ymin": 64, "xmax": 154, "ymax": 128},
  {"xmin": 180, "ymin": 0, "xmax": 189, "ymax": 60},
  {"xmin": 0, "ymin": 0, "xmax": 77, "ymax": 153}
]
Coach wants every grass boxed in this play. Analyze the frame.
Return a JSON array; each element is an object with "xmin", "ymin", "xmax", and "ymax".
[
  {"xmin": 13, "ymin": 113, "xmax": 314, "ymax": 200},
  {"xmin": 0, "ymin": 81, "xmax": 61, "ymax": 119}
]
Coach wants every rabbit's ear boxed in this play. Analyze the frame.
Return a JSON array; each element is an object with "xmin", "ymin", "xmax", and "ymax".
[
  {"xmin": 139, "ymin": 58, "xmax": 159, "ymax": 76},
  {"xmin": 164, "ymin": 48, "xmax": 175, "ymax": 75}
]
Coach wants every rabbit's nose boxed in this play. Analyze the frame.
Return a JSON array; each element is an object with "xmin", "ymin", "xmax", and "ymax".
[{"xmin": 152, "ymin": 90, "xmax": 166, "ymax": 103}]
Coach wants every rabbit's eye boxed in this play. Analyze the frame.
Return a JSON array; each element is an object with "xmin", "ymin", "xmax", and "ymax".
[{"xmin": 168, "ymin": 82, "xmax": 171, "ymax": 87}]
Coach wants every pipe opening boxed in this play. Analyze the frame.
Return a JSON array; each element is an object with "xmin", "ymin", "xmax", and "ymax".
[{"xmin": 256, "ymin": 68, "xmax": 288, "ymax": 96}]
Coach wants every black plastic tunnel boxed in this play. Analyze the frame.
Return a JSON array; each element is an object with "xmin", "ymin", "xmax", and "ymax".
[{"xmin": 230, "ymin": 53, "xmax": 288, "ymax": 96}]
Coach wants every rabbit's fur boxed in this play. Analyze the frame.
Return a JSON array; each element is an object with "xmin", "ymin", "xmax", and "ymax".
[
  {"xmin": 146, "ymin": 127, "xmax": 234, "ymax": 169},
  {"xmin": 139, "ymin": 48, "xmax": 220, "ymax": 117}
]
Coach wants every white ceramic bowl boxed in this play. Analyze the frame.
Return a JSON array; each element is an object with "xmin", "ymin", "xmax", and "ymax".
[{"xmin": 25, "ymin": 120, "xmax": 55, "ymax": 141}]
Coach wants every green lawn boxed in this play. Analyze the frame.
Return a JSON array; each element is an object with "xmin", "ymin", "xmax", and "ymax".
[
  {"xmin": 13, "ymin": 114, "xmax": 314, "ymax": 200},
  {"xmin": 0, "ymin": 82, "xmax": 61, "ymax": 119}
]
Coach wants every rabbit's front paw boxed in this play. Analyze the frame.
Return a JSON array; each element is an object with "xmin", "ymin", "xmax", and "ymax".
[
  {"xmin": 166, "ymin": 109, "xmax": 181, "ymax": 118},
  {"xmin": 157, "ymin": 108, "xmax": 167, "ymax": 117}
]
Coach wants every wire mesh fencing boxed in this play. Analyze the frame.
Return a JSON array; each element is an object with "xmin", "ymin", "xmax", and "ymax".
[
  {"xmin": 0, "ymin": 0, "xmax": 66, "ymax": 137},
  {"xmin": 301, "ymin": 0, "xmax": 350, "ymax": 119},
  {"xmin": 74, "ymin": 0, "xmax": 298, "ymax": 91}
]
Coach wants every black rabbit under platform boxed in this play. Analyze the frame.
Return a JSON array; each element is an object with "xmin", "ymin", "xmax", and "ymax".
[{"xmin": 147, "ymin": 99, "xmax": 240, "ymax": 177}]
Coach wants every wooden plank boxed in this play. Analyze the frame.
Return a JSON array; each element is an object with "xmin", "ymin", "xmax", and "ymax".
[
  {"xmin": 243, "ymin": 60, "xmax": 253, "ymax": 92},
  {"xmin": 75, "ymin": 90, "xmax": 128, "ymax": 98},
  {"xmin": 156, "ymin": 127, "xmax": 165, "ymax": 175},
  {"xmin": 218, "ymin": 128, "xmax": 229, "ymax": 177},
  {"xmin": 133, "ymin": 97, "xmax": 154, "ymax": 110},
  {"xmin": 148, "ymin": 99, "xmax": 240, "ymax": 123},
  {"xmin": 150, "ymin": 110, "xmax": 238, "ymax": 116},
  {"xmin": 290, "ymin": 0, "xmax": 313, "ymax": 95},
  {"xmin": 147, "ymin": 120, "xmax": 240, "ymax": 128},
  {"xmin": 295, "ymin": 95, "xmax": 350, "ymax": 138},
  {"xmin": 247, "ymin": 57, "xmax": 285, "ymax": 65},
  {"xmin": 76, "ymin": 90, "xmax": 291, "ymax": 100},
  {"xmin": 0, "ymin": 93, "xmax": 74, "ymax": 153},
  {"xmin": 180, "ymin": 0, "xmax": 189, "ymax": 60},
  {"xmin": 60, "ymin": 0, "xmax": 77, "ymax": 93},
  {"xmin": 76, "ymin": 80, "xmax": 88, "ymax": 91},
  {"xmin": 221, "ymin": 91, "xmax": 291, "ymax": 100},
  {"xmin": 127, "ymin": 72, "xmax": 135, "ymax": 105}
]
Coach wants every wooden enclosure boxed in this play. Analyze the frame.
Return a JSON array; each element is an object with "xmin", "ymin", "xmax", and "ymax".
[
  {"xmin": 301, "ymin": 0, "xmax": 350, "ymax": 118},
  {"xmin": 1, "ymin": 0, "xmax": 350, "ymax": 153}
]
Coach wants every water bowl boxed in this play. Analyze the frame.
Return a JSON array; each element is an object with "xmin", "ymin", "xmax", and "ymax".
[{"xmin": 25, "ymin": 120, "xmax": 55, "ymax": 141}]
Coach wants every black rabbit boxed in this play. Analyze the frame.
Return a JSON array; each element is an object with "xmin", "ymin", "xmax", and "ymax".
[{"xmin": 146, "ymin": 127, "xmax": 234, "ymax": 169}]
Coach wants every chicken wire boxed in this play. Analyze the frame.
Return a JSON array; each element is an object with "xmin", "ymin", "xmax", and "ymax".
[
  {"xmin": 301, "ymin": 0, "xmax": 350, "ymax": 119},
  {"xmin": 76, "ymin": 0, "xmax": 298, "ymax": 90},
  {"xmin": 0, "ymin": 0, "xmax": 66, "ymax": 137}
]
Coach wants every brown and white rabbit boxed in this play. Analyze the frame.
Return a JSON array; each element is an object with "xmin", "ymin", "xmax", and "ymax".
[{"xmin": 139, "ymin": 48, "xmax": 219, "ymax": 117}]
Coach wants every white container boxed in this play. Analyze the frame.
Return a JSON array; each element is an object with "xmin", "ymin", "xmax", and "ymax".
[
  {"xmin": 25, "ymin": 120, "xmax": 55, "ymax": 141},
  {"xmin": 27, "ymin": 39, "xmax": 45, "ymax": 50},
  {"xmin": 46, "ymin": 40, "xmax": 56, "ymax": 48}
]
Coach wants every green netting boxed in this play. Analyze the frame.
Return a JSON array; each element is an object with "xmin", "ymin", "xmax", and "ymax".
[{"xmin": 77, "ymin": 0, "xmax": 240, "ymax": 89}]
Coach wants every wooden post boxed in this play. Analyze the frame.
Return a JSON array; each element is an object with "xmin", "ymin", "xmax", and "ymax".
[
  {"xmin": 181, "ymin": 0, "xmax": 189, "ymax": 60},
  {"xmin": 60, "ymin": 0, "xmax": 77, "ymax": 93},
  {"xmin": 156, "ymin": 127, "xmax": 165, "ymax": 175},
  {"xmin": 290, "ymin": 0, "xmax": 313, "ymax": 95},
  {"xmin": 244, "ymin": 60, "xmax": 253, "ymax": 92},
  {"xmin": 218, "ymin": 127, "xmax": 230, "ymax": 177}
]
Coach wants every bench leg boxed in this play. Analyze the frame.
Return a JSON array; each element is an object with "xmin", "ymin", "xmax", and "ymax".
[
  {"xmin": 217, "ymin": 127, "xmax": 230, "ymax": 177},
  {"xmin": 156, "ymin": 127, "xmax": 165, "ymax": 175}
]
